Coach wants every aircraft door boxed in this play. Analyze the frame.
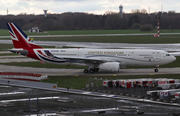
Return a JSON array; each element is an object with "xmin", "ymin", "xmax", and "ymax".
[
  {"xmin": 156, "ymin": 52, "xmax": 161, "ymax": 59},
  {"xmin": 130, "ymin": 52, "xmax": 135, "ymax": 59},
  {"xmin": 78, "ymin": 52, "xmax": 82, "ymax": 57},
  {"xmin": 152, "ymin": 52, "xmax": 156, "ymax": 62}
]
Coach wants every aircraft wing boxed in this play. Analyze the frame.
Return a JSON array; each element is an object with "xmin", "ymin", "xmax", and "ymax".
[{"xmin": 54, "ymin": 55, "xmax": 109, "ymax": 63}]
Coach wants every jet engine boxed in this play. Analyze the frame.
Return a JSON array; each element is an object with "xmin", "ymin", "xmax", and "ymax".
[{"xmin": 99, "ymin": 62, "xmax": 120, "ymax": 72}]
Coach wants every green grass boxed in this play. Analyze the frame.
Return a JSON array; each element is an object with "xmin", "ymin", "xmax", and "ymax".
[
  {"xmin": 22, "ymin": 29, "xmax": 180, "ymax": 35},
  {"xmin": 0, "ymin": 53, "xmax": 19, "ymax": 56},
  {"xmin": 0, "ymin": 29, "xmax": 10, "ymax": 36},
  {"xmin": 32, "ymin": 35, "xmax": 180, "ymax": 44},
  {"xmin": 0, "ymin": 44, "xmax": 14, "ymax": 51},
  {"xmin": 2, "ymin": 35, "xmax": 180, "ymax": 43},
  {"xmin": 1, "ymin": 29, "xmax": 180, "ymax": 36},
  {"xmin": 42, "ymin": 74, "xmax": 180, "ymax": 89}
]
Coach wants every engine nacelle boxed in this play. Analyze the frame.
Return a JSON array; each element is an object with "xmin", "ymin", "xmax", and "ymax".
[{"xmin": 99, "ymin": 62, "xmax": 120, "ymax": 72}]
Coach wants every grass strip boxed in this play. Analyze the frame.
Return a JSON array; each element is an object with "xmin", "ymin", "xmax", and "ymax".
[
  {"xmin": 32, "ymin": 35, "xmax": 180, "ymax": 44},
  {"xmin": 42, "ymin": 74, "xmax": 180, "ymax": 89}
]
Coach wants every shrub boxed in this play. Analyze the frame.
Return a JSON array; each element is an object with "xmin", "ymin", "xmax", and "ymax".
[
  {"xmin": 139, "ymin": 24, "xmax": 153, "ymax": 31},
  {"xmin": 131, "ymin": 23, "xmax": 141, "ymax": 29}
]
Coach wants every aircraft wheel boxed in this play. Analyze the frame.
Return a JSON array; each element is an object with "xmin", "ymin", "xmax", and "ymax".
[
  {"xmin": 90, "ymin": 69, "xmax": 94, "ymax": 73},
  {"xmin": 84, "ymin": 69, "xmax": 88, "ymax": 73},
  {"xmin": 154, "ymin": 69, "xmax": 158, "ymax": 72},
  {"xmin": 94, "ymin": 68, "xmax": 99, "ymax": 72}
]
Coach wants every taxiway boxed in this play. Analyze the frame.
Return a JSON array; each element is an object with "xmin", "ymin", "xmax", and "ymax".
[{"xmin": 0, "ymin": 64, "xmax": 179, "ymax": 76}]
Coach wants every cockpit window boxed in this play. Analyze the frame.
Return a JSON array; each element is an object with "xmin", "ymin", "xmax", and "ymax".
[{"xmin": 166, "ymin": 54, "xmax": 170, "ymax": 56}]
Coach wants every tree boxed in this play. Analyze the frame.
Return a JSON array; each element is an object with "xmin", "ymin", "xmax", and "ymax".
[{"xmin": 141, "ymin": 9, "xmax": 147, "ymax": 14}]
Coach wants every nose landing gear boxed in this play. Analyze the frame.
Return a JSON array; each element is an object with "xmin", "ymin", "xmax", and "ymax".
[
  {"xmin": 154, "ymin": 65, "xmax": 159, "ymax": 72},
  {"xmin": 154, "ymin": 68, "xmax": 158, "ymax": 72}
]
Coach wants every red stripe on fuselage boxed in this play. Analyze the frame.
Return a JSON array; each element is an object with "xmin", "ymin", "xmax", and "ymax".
[
  {"xmin": 37, "ymin": 50, "xmax": 54, "ymax": 60},
  {"xmin": 37, "ymin": 50, "xmax": 46, "ymax": 57}
]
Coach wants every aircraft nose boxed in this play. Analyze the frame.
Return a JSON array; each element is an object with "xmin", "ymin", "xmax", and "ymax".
[{"xmin": 171, "ymin": 56, "xmax": 176, "ymax": 62}]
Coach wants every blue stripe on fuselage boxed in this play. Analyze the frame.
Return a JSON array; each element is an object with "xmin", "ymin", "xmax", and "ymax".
[{"xmin": 38, "ymin": 54, "xmax": 66, "ymax": 63}]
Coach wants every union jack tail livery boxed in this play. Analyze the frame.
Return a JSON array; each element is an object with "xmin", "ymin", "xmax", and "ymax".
[
  {"xmin": 7, "ymin": 23, "xmax": 42, "ymax": 49},
  {"xmin": 7, "ymin": 23, "xmax": 43, "ymax": 60}
]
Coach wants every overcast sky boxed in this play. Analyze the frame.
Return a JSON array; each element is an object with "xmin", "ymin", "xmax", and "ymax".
[{"xmin": 0, "ymin": 0, "xmax": 180, "ymax": 15}]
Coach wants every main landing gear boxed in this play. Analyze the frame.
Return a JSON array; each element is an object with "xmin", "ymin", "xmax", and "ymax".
[
  {"xmin": 154, "ymin": 65, "xmax": 159, "ymax": 72},
  {"xmin": 84, "ymin": 68, "xmax": 99, "ymax": 74},
  {"xmin": 84, "ymin": 69, "xmax": 88, "ymax": 73}
]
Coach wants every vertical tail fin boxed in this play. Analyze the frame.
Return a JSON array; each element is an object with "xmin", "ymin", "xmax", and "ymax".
[{"xmin": 7, "ymin": 23, "xmax": 42, "ymax": 49}]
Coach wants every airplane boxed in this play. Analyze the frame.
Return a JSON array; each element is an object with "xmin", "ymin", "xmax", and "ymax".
[{"xmin": 7, "ymin": 23, "xmax": 176, "ymax": 73}]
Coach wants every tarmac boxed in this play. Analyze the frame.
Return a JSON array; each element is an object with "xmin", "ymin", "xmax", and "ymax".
[
  {"xmin": 0, "ymin": 79, "xmax": 180, "ymax": 116},
  {"xmin": 0, "ymin": 64, "xmax": 180, "ymax": 76}
]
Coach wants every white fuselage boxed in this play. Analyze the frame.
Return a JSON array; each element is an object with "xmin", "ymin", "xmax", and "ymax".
[{"xmin": 34, "ymin": 48, "xmax": 176, "ymax": 67}]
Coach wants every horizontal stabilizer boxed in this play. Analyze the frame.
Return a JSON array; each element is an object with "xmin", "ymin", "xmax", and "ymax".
[{"xmin": 9, "ymin": 48, "xmax": 28, "ymax": 56}]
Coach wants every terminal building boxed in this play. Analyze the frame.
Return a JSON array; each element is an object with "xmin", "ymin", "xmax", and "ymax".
[{"xmin": 29, "ymin": 27, "xmax": 41, "ymax": 33}]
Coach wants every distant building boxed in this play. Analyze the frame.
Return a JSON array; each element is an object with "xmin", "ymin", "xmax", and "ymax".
[
  {"xmin": 29, "ymin": 27, "xmax": 41, "ymax": 33},
  {"xmin": 119, "ymin": 5, "xmax": 123, "ymax": 18},
  {"xmin": 43, "ymin": 10, "xmax": 48, "ymax": 17}
]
